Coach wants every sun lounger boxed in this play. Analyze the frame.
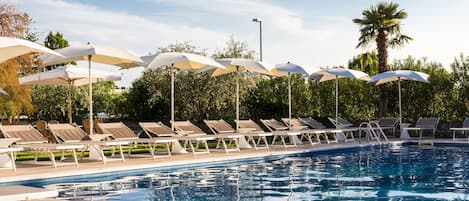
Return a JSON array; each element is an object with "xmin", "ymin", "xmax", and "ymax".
[
  {"xmin": 260, "ymin": 119, "xmax": 302, "ymax": 148},
  {"xmin": 235, "ymin": 119, "xmax": 274, "ymax": 148},
  {"xmin": 281, "ymin": 118, "xmax": 330, "ymax": 145},
  {"xmin": 299, "ymin": 117, "xmax": 355, "ymax": 143},
  {"xmin": 0, "ymin": 138, "xmax": 22, "ymax": 171},
  {"xmin": 450, "ymin": 117, "xmax": 469, "ymax": 141},
  {"xmin": 139, "ymin": 121, "xmax": 214, "ymax": 156},
  {"xmin": 204, "ymin": 119, "xmax": 270, "ymax": 149},
  {"xmin": 97, "ymin": 122, "xmax": 176, "ymax": 159},
  {"xmin": 173, "ymin": 120, "xmax": 241, "ymax": 153},
  {"xmin": 377, "ymin": 117, "xmax": 399, "ymax": 135},
  {"xmin": 1, "ymin": 125, "xmax": 83, "ymax": 168},
  {"xmin": 403, "ymin": 117, "xmax": 441, "ymax": 140},
  {"xmin": 48, "ymin": 123, "xmax": 129, "ymax": 163},
  {"xmin": 328, "ymin": 117, "xmax": 354, "ymax": 128}
]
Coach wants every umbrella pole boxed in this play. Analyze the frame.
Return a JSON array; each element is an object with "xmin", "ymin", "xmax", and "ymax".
[
  {"xmin": 335, "ymin": 75, "xmax": 339, "ymax": 126},
  {"xmin": 67, "ymin": 81, "xmax": 72, "ymax": 124},
  {"xmin": 398, "ymin": 77, "xmax": 402, "ymax": 126},
  {"xmin": 171, "ymin": 64, "xmax": 175, "ymax": 131},
  {"xmin": 288, "ymin": 72, "xmax": 291, "ymax": 130},
  {"xmin": 88, "ymin": 55, "xmax": 93, "ymax": 135},
  {"xmin": 236, "ymin": 66, "xmax": 240, "ymax": 133}
]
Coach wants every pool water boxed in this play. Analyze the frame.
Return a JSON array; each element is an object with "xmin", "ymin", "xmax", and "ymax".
[{"xmin": 13, "ymin": 144, "xmax": 469, "ymax": 200}]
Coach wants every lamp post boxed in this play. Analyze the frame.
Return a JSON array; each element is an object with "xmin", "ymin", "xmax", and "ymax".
[{"xmin": 252, "ymin": 18, "xmax": 263, "ymax": 61}]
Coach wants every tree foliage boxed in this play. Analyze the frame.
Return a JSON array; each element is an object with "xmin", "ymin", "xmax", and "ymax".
[
  {"xmin": 0, "ymin": 3, "xmax": 37, "ymax": 119},
  {"xmin": 119, "ymin": 38, "xmax": 256, "ymax": 126},
  {"xmin": 43, "ymin": 31, "xmax": 74, "ymax": 69},
  {"xmin": 31, "ymin": 82, "xmax": 118, "ymax": 123},
  {"xmin": 353, "ymin": 2, "xmax": 412, "ymax": 117}
]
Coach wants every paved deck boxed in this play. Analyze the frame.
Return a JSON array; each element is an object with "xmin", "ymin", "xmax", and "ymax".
[{"xmin": 0, "ymin": 140, "xmax": 402, "ymax": 184}]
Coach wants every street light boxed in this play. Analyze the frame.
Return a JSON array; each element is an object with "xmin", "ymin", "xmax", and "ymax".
[{"xmin": 252, "ymin": 18, "xmax": 262, "ymax": 61}]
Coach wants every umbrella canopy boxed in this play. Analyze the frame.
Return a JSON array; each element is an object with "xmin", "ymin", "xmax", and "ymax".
[
  {"xmin": 311, "ymin": 68, "xmax": 371, "ymax": 125},
  {"xmin": 39, "ymin": 44, "xmax": 142, "ymax": 68},
  {"xmin": 198, "ymin": 58, "xmax": 274, "ymax": 132},
  {"xmin": 147, "ymin": 52, "xmax": 225, "ymax": 72},
  {"xmin": 371, "ymin": 70, "xmax": 429, "ymax": 85},
  {"xmin": 271, "ymin": 62, "xmax": 318, "ymax": 129},
  {"xmin": 371, "ymin": 70, "xmax": 430, "ymax": 125},
  {"xmin": 313, "ymin": 68, "xmax": 371, "ymax": 82},
  {"xmin": 0, "ymin": 36, "xmax": 63, "ymax": 63},
  {"xmin": 39, "ymin": 44, "xmax": 142, "ymax": 134},
  {"xmin": 20, "ymin": 66, "xmax": 122, "ymax": 124},
  {"xmin": 197, "ymin": 58, "xmax": 273, "ymax": 76},
  {"xmin": 20, "ymin": 66, "xmax": 122, "ymax": 86},
  {"xmin": 145, "ymin": 52, "xmax": 226, "ymax": 130}
]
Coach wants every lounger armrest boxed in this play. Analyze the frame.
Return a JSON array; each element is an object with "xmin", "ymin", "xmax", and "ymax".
[
  {"xmin": 0, "ymin": 138, "xmax": 20, "ymax": 148},
  {"xmin": 276, "ymin": 127, "xmax": 289, "ymax": 131},
  {"xmin": 89, "ymin": 134, "xmax": 112, "ymax": 141},
  {"xmin": 239, "ymin": 128, "xmax": 256, "ymax": 133}
]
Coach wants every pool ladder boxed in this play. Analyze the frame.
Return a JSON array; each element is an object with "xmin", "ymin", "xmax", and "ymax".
[{"xmin": 358, "ymin": 121, "xmax": 389, "ymax": 144}]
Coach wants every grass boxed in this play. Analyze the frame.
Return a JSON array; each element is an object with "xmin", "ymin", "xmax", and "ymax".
[{"xmin": 15, "ymin": 141, "xmax": 232, "ymax": 161}]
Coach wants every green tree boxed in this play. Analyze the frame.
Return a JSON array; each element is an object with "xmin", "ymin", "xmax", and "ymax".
[
  {"xmin": 31, "ymin": 82, "xmax": 118, "ymax": 123},
  {"xmin": 353, "ymin": 2, "xmax": 412, "ymax": 117},
  {"xmin": 0, "ymin": 3, "xmax": 36, "ymax": 119},
  {"xmin": 122, "ymin": 38, "xmax": 256, "ymax": 125},
  {"xmin": 212, "ymin": 35, "xmax": 255, "ymax": 59},
  {"xmin": 43, "ymin": 31, "xmax": 74, "ymax": 69}
]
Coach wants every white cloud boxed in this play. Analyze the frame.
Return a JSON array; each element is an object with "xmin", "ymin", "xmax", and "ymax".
[{"xmin": 11, "ymin": 0, "xmax": 464, "ymax": 87}]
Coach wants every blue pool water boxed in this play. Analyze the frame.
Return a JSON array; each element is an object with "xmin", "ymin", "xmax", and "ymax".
[{"xmin": 8, "ymin": 144, "xmax": 469, "ymax": 200}]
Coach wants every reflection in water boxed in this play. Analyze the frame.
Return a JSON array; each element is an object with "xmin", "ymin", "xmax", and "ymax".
[{"xmin": 40, "ymin": 145, "xmax": 469, "ymax": 200}]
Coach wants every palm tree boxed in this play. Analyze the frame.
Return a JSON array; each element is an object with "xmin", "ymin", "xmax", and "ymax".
[{"xmin": 353, "ymin": 2, "xmax": 412, "ymax": 117}]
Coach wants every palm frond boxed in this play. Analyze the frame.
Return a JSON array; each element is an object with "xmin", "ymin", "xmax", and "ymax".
[{"xmin": 389, "ymin": 34, "xmax": 413, "ymax": 48}]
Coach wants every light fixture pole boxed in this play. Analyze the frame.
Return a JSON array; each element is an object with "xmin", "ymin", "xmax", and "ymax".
[{"xmin": 252, "ymin": 18, "xmax": 263, "ymax": 61}]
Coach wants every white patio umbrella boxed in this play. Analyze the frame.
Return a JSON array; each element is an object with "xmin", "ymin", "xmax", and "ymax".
[
  {"xmin": 370, "ymin": 70, "xmax": 430, "ymax": 125},
  {"xmin": 19, "ymin": 66, "xmax": 123, "ymax": 124},
  {"xmin": 197, "ymin": 58, "xmax": 274, "ymax": 132},
  {"xmin": 145, "ymin": 52, "xmax": 226, "ymax": 130},
  {"xmin": 311, "ymin": 68, "xmax": 370, "ymax": 124},
  {"xmin": 39, "ymin": 44, "xmax": 142, "ymax": 134},
  {"xmin": 271, "ymin": 62, "xmax": 320, "ymax": 129},
  {"xmin": 0, "ymin": 36, "xmax": 63, "ymax": 63}
]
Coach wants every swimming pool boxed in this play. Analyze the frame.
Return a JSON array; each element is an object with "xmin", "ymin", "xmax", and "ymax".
[{"xmin": 10, "ymin": 143, "xmax": 469, "ymax": 200}]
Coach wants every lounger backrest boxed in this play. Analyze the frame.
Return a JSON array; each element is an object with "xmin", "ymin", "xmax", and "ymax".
[
  {"xmin": 98, "ymin": 122, "xmax": 138, "ymax": 140},
  {"xmin": 172, "ymin": 121, "xmax": 206, "ymax": 135},
  {"xmin": 260, "ymin": 119, "xmax": 288, "ymax": 131},
  {"xmin": 139, "ymin": 122, "xmax": 175, "ymax": 137},
  {"xmin": 1, "ymin": 125, "xmax": 48, "ymax": 144},
  {"xmin": 415, "ymin": 117, "xmax": 440, "ymax": 128},
  {"xmin": 299, "ymin": 117, "xmax": 327, "ymax": 129},
  {"xmin": 378, "ymin": 118, "xmax": 399, "ymax": 127},
  {"xmin": 236, "ymin": 120, "xmax": 265, "ymax": 133},
  {"xmin": 462, "ymin": 117, "xmax": 469, "ymax": 128},
  {"xmin": 48, "ymin": 123, "xmax": 89, "ymax": 143},
  {"xmin": 204, "ymin": 119, "xmax": 235, "ymax": 134},
  {"xmin": 281, "ymin": 118, "xmax": 309, "ymax": 130},
  {"xmin": 35, "ymin": 120, "xmax": 47, "ymax": 135},
  {"xmin": 328, "ymin": 117, "xmax": 353, "ymax": 128}
]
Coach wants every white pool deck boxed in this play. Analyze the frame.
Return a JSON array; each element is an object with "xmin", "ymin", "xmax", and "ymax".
[{"xmin": 0, "ymin": 138, "xmax": 468, "ymax": 200}]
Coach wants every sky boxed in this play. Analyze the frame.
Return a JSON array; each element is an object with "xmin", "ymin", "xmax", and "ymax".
[{"xmin": 9, "ymin": 0, "xmax": 469, "ymax": 87}]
